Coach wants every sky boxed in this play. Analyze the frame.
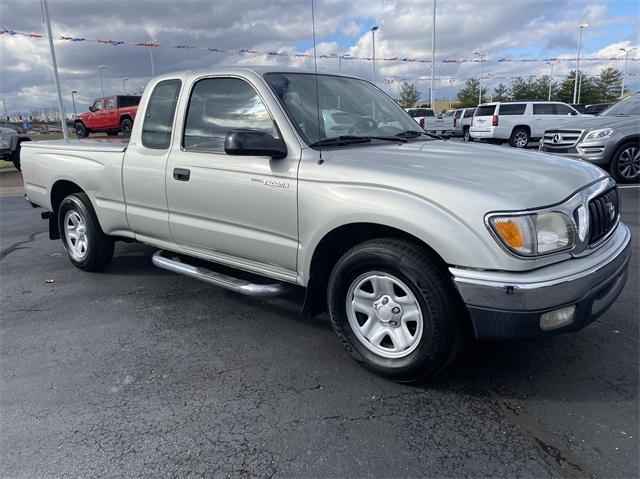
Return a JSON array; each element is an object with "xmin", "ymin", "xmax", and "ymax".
[{"xmin": 0, "ymin": 0, "xmax": 639, "ymax": 114}]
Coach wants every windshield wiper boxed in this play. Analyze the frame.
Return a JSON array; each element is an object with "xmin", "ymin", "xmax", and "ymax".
[
  {"xmin": 396, "ymin": 130, "xmax": 441, "ymax": 140},
  {"xmin": 309, "ymin": 136, "xmax": 372, "ymax": 147},
  {"xmin": 309, "ymin": 135, "xmax": 407, "ymax": 147}
]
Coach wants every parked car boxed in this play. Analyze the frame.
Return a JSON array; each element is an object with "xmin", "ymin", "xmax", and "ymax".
[
  {"xmin": 470, "ymin": 101, "xmax": 581, "ymax": 148},
  {"xmin": 74, "ymin": 95, "xmax": 141, "ymax": 138},
  {"xmin": 541, "ymin": 92, "xmax": 640, "ymax": 183},
  {"xmin": 452, "ymin": 108, "xmax": 476, "ymax": 141},
  {"xmin": 405, "ymin": 107, "xmax": 454, "ymax": 135},
  {"xmin": 583, "ymin": 103, "xmax": 613, "ymax": 115},
  {"xmin": 21, "ymin": 67, "xmax": 630, "ymax": 382},
  {"xmin": 0, "ymin": 126, "xmax": 31, "ymax": 170}
]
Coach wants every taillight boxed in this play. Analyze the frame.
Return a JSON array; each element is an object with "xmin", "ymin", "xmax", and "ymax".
[
  {"xmin": 419, "ymin": 118, "xmax": 425, "ymax": 128},
  {"xmin": 492, "ymin": 115, "xmax": 499, "ymax": 126}
]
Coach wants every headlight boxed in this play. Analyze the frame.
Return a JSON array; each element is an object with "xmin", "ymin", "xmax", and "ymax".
[
  {"xmin": 583, "ymin": 128, "xmax": 616, "ymax": 141},
  {"xmin": 489, "ymin": 212, "xmax": 574, "ymax": 256}
]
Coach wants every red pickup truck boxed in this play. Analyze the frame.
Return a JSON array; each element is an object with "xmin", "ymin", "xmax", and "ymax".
[{"xmin": 74, "ymin": 95, "xmax": 141, "ymax": 137}]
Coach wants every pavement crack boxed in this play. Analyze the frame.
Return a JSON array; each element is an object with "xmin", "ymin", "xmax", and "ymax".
[{"xmin": 0, "ymin": 228, "xmax": 48, "ymax": 261}]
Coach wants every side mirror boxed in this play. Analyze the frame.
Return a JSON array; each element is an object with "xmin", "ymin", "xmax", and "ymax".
[
  {"xmin": 88, "ymin": 106, "xmax": 94, "ymax": 112},
  {"xmin": 224, "ymin": 129, "xmax": 287, "ymax": 159}
]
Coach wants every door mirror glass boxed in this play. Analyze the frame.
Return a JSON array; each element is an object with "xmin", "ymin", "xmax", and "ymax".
[{"xmin": 224, "ymin": 129, "xmax": 287, "ymax": 159}]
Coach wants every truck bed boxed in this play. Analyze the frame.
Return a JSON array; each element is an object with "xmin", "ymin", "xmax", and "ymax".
[{"xmin": 21, "ymin": 138, "xmax": 130, "ymax": 236}]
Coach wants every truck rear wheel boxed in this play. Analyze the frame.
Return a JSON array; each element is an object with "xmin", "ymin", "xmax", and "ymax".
[
  {"xmin": 120, "ymin": 118, "xmax": 133, "ymax": 137},
  {"xmin": 74, "ymin": 122, "xmax": 89, "ymax": 138},
  {"xmin": 463, "ymin": 127, "xmax": 473, "ymax": 142},
  {"xmin": 327, "ymin": 239, "xmax": 464, "ymax": 382},
  {"xmin": 58, "ymin": 193, "xmax": 114, "ymax": 272}
]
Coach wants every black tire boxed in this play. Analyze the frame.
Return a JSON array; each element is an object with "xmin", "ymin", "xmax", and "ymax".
[
  {"xmin": 58, "ymin": 193, "xmax": 114, "ymax": 272},
  {"xmin": 609, "ymin": 140, "xmax": 640, "ymax": 184},
  {"xmin": 328, "ymin": 239, "xmax": 465, "ymax": 382},
  {"xmin": 74, "ymin": 122, "xmax": 89, "ymax": 138},
  {"xmin": 463, "ymin": 127, "xmax": 473, "ymax": 142},
  {"xmin": 509, "ymin": 127, "xmax": 529, "ymax": 148},
  {"xmin": 10, "ymin": 142, "xmax": 24, "ymax": 171},
  {"xmin": 120, "ymin": 118, "xmax": 133, "ymax": 137}
]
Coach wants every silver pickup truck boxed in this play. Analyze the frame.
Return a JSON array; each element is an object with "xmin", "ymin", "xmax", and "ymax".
[{"xmin": 21, "ymin": 67, "xmax": 631, "ymax": 382}]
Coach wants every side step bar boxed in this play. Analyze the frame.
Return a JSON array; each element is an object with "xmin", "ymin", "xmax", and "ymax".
[{"xmin": 151, "ymin": 250, "xmax": 288, "ymax": 297}]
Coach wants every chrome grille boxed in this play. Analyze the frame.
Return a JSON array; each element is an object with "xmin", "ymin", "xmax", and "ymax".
[
  {"xmin": 588, "ymin": 188, "xmax": 619, "ymax": 245},
  {"xmin": 542, "ymin": 129, "xmax": 583, "ymax": 148}
]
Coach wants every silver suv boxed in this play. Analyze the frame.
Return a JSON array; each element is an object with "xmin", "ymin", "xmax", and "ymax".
[{"xmin": 541, "ymin": 93, "xmax": 640, "ymax": 183}]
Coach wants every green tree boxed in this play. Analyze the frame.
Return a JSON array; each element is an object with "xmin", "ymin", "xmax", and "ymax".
[
  {"xmin": 398, "ymin": 82, "xmax": 421, "ymax": 108},
  {"xmin": 456, "ymin": 78, "xmax": 487, "ymax": 106},
  {"xmin": 492, "ymin": 82, "xmax": 510, "ymax": 102},
  {"xmin": 556, "ymin": 71, "xmax": 598, "ymax": 104},
  {"xmin": 531, "ymin": 75, "xmax": 559, "ymax": 100},
  {"xmin": 594, "ymin": 67, "xmax": 623, "ymax": 102},
  {"xmin": 510, "ymin": 77, "xmax": 537, "ymax": 100}
]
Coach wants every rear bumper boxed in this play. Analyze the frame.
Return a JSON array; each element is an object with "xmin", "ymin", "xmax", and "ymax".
[
  {"xmin": 450, "ymin": 223, "xmax": 631, "ymax": 339},
  {"xmin": 469, "ymin": 126, "xmax": 510, "ymax": 140}
]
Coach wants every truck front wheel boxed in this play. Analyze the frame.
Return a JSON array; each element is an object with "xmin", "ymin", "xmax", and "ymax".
[
  {"xmin": 58, "ymin": 193, "xmax": 114, "ymax": 271},
  {"xmin": 327, "ymin": 239, "xmax": 464, "ymax": 382},
  {"xmin": 74, "ymin": 122, "xmax": 89, "ymax": 138}
]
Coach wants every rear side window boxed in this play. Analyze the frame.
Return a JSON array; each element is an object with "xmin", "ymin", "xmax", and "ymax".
[
  {"xmin": 118, "ymin": 96, "xmax": 141, "ymax": 108},
  {"xmin": 463, "ymin": 109, "xmax": 475, "ymax": 118},
  {"xmin": 408, "ymin": 108, "xmax": 434, "ymax": 118},
  {"xmin": 533, "ymin": 104, "xmax": 555, "ymax": 115},
  {"xmin": 498, "ymin": 104, "xmax": 526, "ymax": 115},
  {"xmin": 142, "ymin": 79, "xmax": 182, "ymax": 150},
  {"xmin": 475, "ymin": 105, "xmax": 496, "ymax": 116},
  {"xmin": 444, "ymin": 110, "xmax": 455, "ymax": 117},
  {"xmin": 453, "ymin": 110, "xmax": 462, "ymax": 119},
  {"xmin": 555, "ymin": 104, "xmax": 577, "ymax": 115},
  {"xmin": 183, "ymin": 77, "xmax": 276, "ymax": 152}
]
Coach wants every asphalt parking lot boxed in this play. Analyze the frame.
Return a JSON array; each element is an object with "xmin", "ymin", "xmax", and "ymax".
[{"xmin": 1, "ymin": 169, "xmax": 638, "ymax": 478}]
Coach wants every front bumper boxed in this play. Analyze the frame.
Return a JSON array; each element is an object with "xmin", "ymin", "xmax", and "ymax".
[
  {"xmin": 450, "ymin": 223, "xmax": 631, "ymax": 339},
  {"xmin": 540, "ymin": 140, "xmax": 617, "ymax": 166}
]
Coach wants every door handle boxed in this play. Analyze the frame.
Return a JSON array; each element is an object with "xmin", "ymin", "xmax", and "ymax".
[{"xmin": 173, "ymin": 168, "xmax": 191, "ymax": 181}]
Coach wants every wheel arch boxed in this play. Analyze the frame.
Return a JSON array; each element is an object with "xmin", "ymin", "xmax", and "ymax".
[
  {"xmin": 301, "ymin": 222, "xmax": 453, "ymax": 319},
  {"xmin": 119, "ymin": 114, "xmax": 133, "ymax": 124},
  {"xmin": 49, "ymin": 180, "xmax": 89, "ymax": 239},
  {"xmin": 512, "ymin": 124, "xmax": 531, "ymax": 135}
]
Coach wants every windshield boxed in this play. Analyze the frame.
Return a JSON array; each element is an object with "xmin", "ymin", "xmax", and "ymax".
[
  {"xmin": 265, "ymin": 73, "xmax": 424, "ymax": 145},
  {"xmin": 599, "ymin": 93, "xmax": 640, "ymax": 116}
]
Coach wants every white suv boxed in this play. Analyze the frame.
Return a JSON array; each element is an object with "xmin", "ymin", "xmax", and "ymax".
[{"xmin": 470, "ymin": 101, "xmax": 580, "ymax": 148}]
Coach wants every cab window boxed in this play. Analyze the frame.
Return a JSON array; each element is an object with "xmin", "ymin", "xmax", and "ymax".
[
  {"xmin": 92, "ymin": 100, "xmax": 102, "ymax": 112},
  {"xmin": 141, "ymin": 79, "xmax": 182, "ymax": 150},
  {"xmin": 183, "ymin": 77, "xmax": 276, "ymax": 152},
  {"xmin": 104, "ymin": 98, "xmax": 115, "ymax": 110}
]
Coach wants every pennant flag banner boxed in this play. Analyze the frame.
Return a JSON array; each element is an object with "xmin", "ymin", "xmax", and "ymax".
[{"xmin": 2, "ymin": 26, "xmax": 639, "ymax": 64}]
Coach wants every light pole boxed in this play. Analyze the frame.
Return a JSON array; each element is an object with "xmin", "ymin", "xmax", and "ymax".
[
  {"xmin": 448, "ymin": 78, "xmax": 455, "ymax": 108},
  {"xmin": 430, "ymin": 0, "xmax": 436, "ymax": 108},
  {"xmin": 473, "ymin": 51, "xmax": 487, "ymax": 105},
  {"xmin": 1, "ymin": 98, "xmax": 7, "ymax": 126},
  {"xmin": 149, "ymin": 49, "xmax": 155, "ymax": 77},
  {"xmin": 371, "ymin": 26, "xmax": 379, "ymax": 85},
  {"xmin": 42, "ymin": 0, "xmax": 68, "ymax": 140},
  {"xmin": 70, "ymin": 90, "xmax": 78, "ymax": 118},
  {"xmin": 546, "ymin": 62, "xmax": 555, "ymax": 101},
  {"xmin": 572, "ymin": 23, "xmax": 588, "ymax": 104},
  {"xmin": 97, "ymin": 65, "xmax": 107, "ymax": 97},
  {"xmin": 122, "ymin": 78, "xmax": 129, "ymax": 94},
  {"xmin": 619, "ymin": 47, "xmax": 633, "ymax": 99}
]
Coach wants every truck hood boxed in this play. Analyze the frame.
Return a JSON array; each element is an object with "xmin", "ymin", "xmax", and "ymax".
[
  {"xmin": 321, "ymin": 139, "xmax": 606, "ymax": 209},
  {"xmin": 561, "ymin": 114, "xmax": 639, "ymax": 130}
]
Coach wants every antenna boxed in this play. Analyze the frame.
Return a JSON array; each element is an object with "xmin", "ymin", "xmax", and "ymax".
[{"xmin": 310, "ymin": 0, "xmax": 323, "ymax": 162}]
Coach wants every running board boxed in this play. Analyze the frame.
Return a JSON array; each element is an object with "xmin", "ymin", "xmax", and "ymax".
[{"xmin": 151, "ymin": 250, "xmax": 289, "ymax": 297}]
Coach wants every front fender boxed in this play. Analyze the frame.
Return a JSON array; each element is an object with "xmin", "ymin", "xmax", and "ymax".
[{"xmin": 297, "ymin": 181, "xmax": 508, "ymax": 285}]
